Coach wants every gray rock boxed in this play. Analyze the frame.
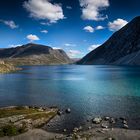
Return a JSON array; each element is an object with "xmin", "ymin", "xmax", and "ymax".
[
  {"xmin": 65, "ymin": 108, "xmax": 71, "ymax": 113},
  {"xmin": 92, "ymin": 117, "xmax": 102, "ymax": 124},
  {"xmin": 110, "ymin": 118, "xmax": 116, "ymax": 124},
  {"xmin": 123, "ymin": 120, "xmax": 127, "ymax": 124},
  {"xmin": 57, "ymin": 110, "xmax": 63, "ymax": 116},
  {"xmin": 104, "ymin": 117, "xmax": 110, "ymax": 121},
  {"xmin": 88, "ymin": 126, "xmax": 92, "ymax": 130},
  {"xmin": 123, "ymin": 124, "xmax": 129, "ymax": 129},
  {"xmin": 101, "ymin": 124, "xmax": 108, "ymax": 129}
]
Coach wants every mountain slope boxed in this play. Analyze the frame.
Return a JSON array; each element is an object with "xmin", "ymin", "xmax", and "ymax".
[
  {"xmin": 0, "ymin": 43, "xmax": 71, "ymax": 65},
  {"xmin": 77, "ymin": 16, "xmax": 140, "ymax": 65}
]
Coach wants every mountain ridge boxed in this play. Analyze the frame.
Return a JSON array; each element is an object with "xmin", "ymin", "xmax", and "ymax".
[
  {"xmin": 77, "ymin": 16, "xmax": 140, "ymax": 65},
  {"xmin": 0, "ymin": 43, "xmax": 72, "ymax": 65}
]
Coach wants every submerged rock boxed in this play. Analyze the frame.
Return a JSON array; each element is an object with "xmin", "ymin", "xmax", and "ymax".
[
  {"xmin": 57, "ymin": 110, "xmax": 63, "ymax": 116},
  {"xmin": 65, "ymin": 108, "xmax": 71, "ymax": 113}
]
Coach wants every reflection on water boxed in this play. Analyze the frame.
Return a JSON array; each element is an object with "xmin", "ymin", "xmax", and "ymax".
[{"xmin": 0, "ymin": 65, "xmax": 140, "ymax": 131}]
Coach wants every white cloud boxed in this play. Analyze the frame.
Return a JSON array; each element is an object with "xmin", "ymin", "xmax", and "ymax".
[
  {"xmin": 64, "ymin": 43, "xmax": 77, "ymax": 47},
  {"xmin": 108, "ymin": 18, "xmax": 128, "ymax": 31},
  {"xmin": 8, "ymin": 44, "xmax": 22, "ymax": 48},
  {"xmin": 23, "ymin": 0, "xmax": 64, "ymax": 23},
  {"xmin": 96, "ymin": 25, "xmax": 105, "ymax": 30},
  {"xmin": 66, "ymin": 6, "xmax": 72, "ymax": 9},
  {"xmin": 41, "ymin": 30, "xmax": 48, "ymax": 33},
  {"xmin": 79, "ymin": 0, "xmax": 109, "ymax": 21},
  {"xmin": 53, "ymin": 47, "xmax": 61, "ymax": 50},
  {"xmin": 40, "ymin": 22, "xmax": 51, "ymax": 26},
  {"xmin": 83, "ymin": 26, "xmax": 94, "ymax": 33},
  {"xmin": 67, "ymin": 50, "xmax": 82, "ymax": 58},
  {"xmin": 0, "ymin": 20, "xmax": 18, "ymax": 29},
  {"xmin": 88, "ymin": 44, "xmax": 101, "ymax": 51},
  {"xmin": 26, "ymin": 34, "xmax": 40, "ymax": 42}
]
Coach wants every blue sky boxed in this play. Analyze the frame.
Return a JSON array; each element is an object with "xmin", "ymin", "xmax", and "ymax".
[{"xmin": 0, "ymin": 0, "xmax": 140, "ymax": 58}]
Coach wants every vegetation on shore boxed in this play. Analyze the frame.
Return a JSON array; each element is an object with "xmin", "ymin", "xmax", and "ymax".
[
  {"xmin": 0, "ymin": 106, "xmax": 58, "ymax": 137},
  {"xmin": 0, "ymin": 61, "xmax": 21, "ymax": 73}
]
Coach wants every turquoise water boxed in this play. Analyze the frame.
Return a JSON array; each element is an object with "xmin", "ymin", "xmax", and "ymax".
[{"xmin": 0, "ymin": 65, "xmax": 140, "ymax": 131}]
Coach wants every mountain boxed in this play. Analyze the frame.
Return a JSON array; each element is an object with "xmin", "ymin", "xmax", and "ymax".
[
  {"xmin": 77, "ymin": 16, "xmax": 140, "ymax": 65},
  {"xmin": 0, "ymin": 43, "xmax": 71, "ymax": 65}
]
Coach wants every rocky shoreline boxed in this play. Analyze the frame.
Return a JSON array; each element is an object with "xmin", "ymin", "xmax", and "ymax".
[
  {"xmin": 0, "ymin": 106, "xmax": 140, "ymax": 140},
  {"xmin": 0, "ymin": 61, "xmax": 21, "ymax": 73}
]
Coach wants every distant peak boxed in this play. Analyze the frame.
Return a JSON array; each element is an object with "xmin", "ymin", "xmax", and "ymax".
[{"xmin": 25, "ymin": 43, "xmax": 37, "ymax": 46}]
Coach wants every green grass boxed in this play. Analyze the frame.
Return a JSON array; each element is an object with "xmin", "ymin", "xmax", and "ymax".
[
  {"xmin": 0, "ymin": 107, "xmax": 39, "ymax": 118},
  {"xmin": 0, "ymin": 63, "xmax": 20, "ymax": 73},
  {"xmin": 0, "ymin": 125, "xmax": 27, "ymax": 137},
  {"xmin": 25, "ymin": 111, "xmax": 57, "ymax": 120}
]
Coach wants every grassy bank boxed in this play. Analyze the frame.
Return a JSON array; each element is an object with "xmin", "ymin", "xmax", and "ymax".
[
  {"xmin": 0, "ymin": 61, "xmax": 21, "ymax": 73},
  {"xmin": 0, "ymin": 106, "xmax": 58, "ymax": 137}
]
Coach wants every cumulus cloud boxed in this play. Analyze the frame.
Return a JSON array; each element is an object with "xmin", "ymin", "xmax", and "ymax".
[
  {"xmin": 88, "ymin": 44, "xmax": 101, "ymax": 51},
  {"xmin": 96, "ymin": 25, "xmax": 105, "ymax": 30},
  {"xmin": 108, "ymin": 18, "xmax": 128, "ymax": 31},
  {"xmin": 41, "ymin": 30, "xmax": 48, "ymax": 33},
  {"xmin": 8, "ymin": 44, "xmax": 22, "ymax": 48},
  {"xmin": 64, "ymin": 43, "xmax": 77, "ymax": 47},
  {"xmin": 0, "ymin": 20, "xmax": 18, "ymax": 29},
  {"xmin": 26, "ymin": 34, "xmax": 40, "ymax": 42},
  {"xmin": 67, "ymin": 50, "xmax": 82, "ymax": 58},
  {"xmin": 23, "ymin": 0, "xmax": 64, "ymax": 23},
  {"xmin": 83, "ymin": 26, "xmax": 94, "ymax": 33},
  {"xmin": 79, "ymin": 0, "xmax": 109, "ymax": 21}
]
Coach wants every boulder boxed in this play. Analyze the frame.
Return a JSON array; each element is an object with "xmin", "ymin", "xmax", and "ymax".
[
  {"xmin": 65, "ymin": 108, "xmax": 71, "ymax": 113},
  {"xmin": 92, "ymin": 117, "xmax": 102, "ymax": 124}
]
